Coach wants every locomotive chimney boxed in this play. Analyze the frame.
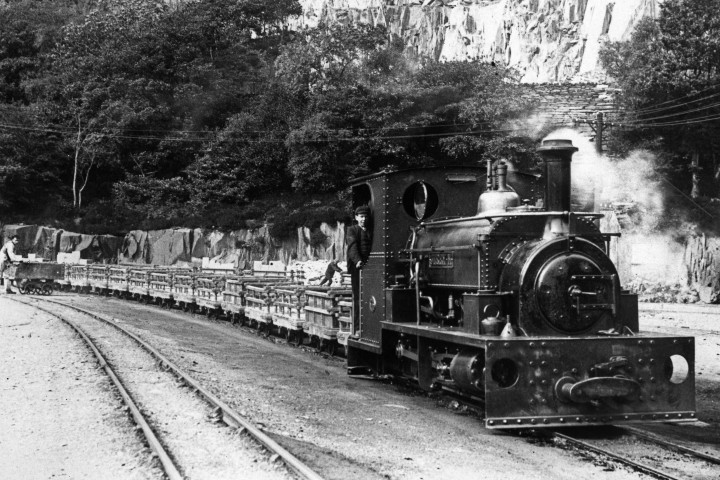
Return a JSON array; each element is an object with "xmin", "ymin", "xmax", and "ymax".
[{"xmin": 536, "ymin": 139, "xmax": 578, "ymax": 212}]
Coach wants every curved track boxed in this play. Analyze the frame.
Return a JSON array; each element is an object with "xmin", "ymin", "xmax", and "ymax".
[
  {"xmin": 13, "ymin": 296, "xmax": 325, "ymax": 480},
  {"xmin": 11, "ymin": 298, "xmax": 184, "ymax": 480}
]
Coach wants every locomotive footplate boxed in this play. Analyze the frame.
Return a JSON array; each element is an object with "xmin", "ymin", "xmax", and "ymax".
[{"xmin": 484, "ymin": 336, "xmax": 695, "ymax": 429}]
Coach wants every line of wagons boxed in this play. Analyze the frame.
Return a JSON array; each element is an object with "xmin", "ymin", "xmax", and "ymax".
[{"xmin": 55, "ymin": 262, "xmax": 353, "ymax": 355}]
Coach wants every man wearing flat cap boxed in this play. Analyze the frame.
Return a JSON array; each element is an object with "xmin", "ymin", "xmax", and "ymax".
[{"xmin": 346, "ymin": 205, "xmax": 372, "ymax": 332}]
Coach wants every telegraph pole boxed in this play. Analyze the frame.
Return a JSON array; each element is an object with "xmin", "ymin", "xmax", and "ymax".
[{"xmin": 595, "ymin": 112, "xmax": 603, "ymax": 154}]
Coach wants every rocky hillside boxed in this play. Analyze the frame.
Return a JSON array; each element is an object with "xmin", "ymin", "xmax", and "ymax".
[{"xmin": 295, "ymin": 0, "xmax": 659, "ymax": 82}]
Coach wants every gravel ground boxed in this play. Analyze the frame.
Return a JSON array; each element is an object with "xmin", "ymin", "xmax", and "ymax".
[
  {"xmin": 4, "ymin": 293, "xmax": 719, "ymax": 480},
  {"xmin": 0, "ymin": 296, "xmax": 161, "ymax": 479}
]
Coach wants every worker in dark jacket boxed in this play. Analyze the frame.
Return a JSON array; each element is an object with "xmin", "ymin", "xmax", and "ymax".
[
  {"xmin": 318, "ymin": 260, "xmax": 343, "ymax": 286},
  {"xmin": 346, "ymin": 205, "xmax": 372, "ymax": 333}
]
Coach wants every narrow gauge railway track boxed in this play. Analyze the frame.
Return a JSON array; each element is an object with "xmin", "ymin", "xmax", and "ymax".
[
  {"xmin": 12, "ymin": 296, "xmax": 324, "ymax": 480},
  {"xmin": 549, "ymin": 425, "xmax": 720, "ymax": 480}
]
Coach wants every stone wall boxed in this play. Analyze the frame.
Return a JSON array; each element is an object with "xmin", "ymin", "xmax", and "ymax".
[{"xmin": 520, "ymin": 83, "xmax": 620, "ymax": 144}]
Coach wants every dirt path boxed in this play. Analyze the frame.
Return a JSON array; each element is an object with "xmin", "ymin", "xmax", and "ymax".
[{"xmin": 4, "ymin": 293, "xmax": 718, "ymax": 480}]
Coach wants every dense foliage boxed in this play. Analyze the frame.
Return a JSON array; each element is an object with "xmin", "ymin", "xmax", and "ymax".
[
  {"xmin": 600, "ymin": 0, "xmax": 720, "ymax": 207},
  {"xmin": 0, "ymin": 0, "xmax": 539, "ymax": 236}
]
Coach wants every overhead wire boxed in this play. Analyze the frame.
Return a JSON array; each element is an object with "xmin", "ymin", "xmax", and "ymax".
[
  {"xmin": 3, "ymin": 82, "xmax": 720, "ymax": 141},
  {"xmin": 630, "ymin": 84, "xmax": 720, "ymax": 115}
]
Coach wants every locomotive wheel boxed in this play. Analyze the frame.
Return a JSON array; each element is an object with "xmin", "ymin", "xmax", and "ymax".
[
  {"xmin": 42, "ymin": 284, "xmax": 53, "ymax": 296},
  {"xmin": 18, "ymin": 285, "xmax": 27, "ymax": 295}
]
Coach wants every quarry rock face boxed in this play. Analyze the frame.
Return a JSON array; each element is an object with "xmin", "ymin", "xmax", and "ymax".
[
  {"xmin": 115, "ymin": 223, "xmax": 347, "ymax": 268},
  {"xmin": 4, "ymin": 220, "xmax": 719, "ymax": 304},
  {"xmin": 1, "ymin": 225, "xmax": 122, "ymax": 262},
  {"xmin": 295, "ymin": 0, "xmax": 659, "ymax": 83}
]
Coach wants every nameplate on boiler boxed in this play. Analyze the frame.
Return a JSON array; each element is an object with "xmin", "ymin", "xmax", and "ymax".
[{"xmin": 428, "ymin": 252, "xmax": 454, "ymax": 269}]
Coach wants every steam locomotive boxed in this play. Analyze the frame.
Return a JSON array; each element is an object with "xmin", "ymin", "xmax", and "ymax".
[{"xmin": 346, "ymin": 138, "xmax": 695, "ymax": 429}]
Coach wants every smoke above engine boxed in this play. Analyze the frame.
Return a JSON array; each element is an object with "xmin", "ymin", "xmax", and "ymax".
[{"xmin": 542, "ymin": 128, "xmax": 670, "ymax": 233}]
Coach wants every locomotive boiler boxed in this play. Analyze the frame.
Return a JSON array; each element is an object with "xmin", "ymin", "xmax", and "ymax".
[{"xmin": 346, "ymin": 138, "xmax": 695, "ymax": 429}]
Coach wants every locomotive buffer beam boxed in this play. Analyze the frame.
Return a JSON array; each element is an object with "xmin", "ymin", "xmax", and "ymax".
[{"xmin": 483, "ymin": 336, "xmax": 695, "ymax": 429}]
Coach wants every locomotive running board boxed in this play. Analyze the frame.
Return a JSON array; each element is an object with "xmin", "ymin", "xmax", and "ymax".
[{"xmin": 483, "ymin": 336, "xmax": 696, "ymax": 429}]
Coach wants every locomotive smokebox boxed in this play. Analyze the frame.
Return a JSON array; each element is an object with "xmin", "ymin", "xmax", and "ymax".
[{"xmin": 537, "ymin": 139, "xmax": 578, "ymax": 212}]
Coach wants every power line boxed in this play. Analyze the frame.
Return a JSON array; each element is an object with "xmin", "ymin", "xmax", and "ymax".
[{"xmin": 631, "ymin": 84, "xmax": 720, "ymax": 115}]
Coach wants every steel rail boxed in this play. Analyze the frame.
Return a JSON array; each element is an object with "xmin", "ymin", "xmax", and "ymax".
[
  {"xmin": 34, "ymin": 296, "xmax": 326, "ymax": 480},
  {"xmin": 618, "ymin": 425, "xmax": 720, "ymax": 465},
  {"xmin": 553, "ymin": 431, "xmax": 684, "ymax": 480},
  {"xmin": 11, "ymin": 298, "xmax": 184, "ymax": 480}
]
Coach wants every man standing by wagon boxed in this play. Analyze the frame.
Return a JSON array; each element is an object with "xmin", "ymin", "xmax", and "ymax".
[
  {"xmin": 346, "ymin": 205, "xmax": 372, "ymax": 333},
  {"xmin": 0, "ymin": 235, "xmax": 20, "ymax": 294}
]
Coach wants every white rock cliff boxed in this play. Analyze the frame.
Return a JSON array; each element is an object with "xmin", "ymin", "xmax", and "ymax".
[{"xmin": 295, "ymin": 0, "xmax": 661, "ymax": 83}]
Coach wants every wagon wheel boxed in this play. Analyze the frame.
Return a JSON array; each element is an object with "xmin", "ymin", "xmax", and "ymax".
[
  {"xmin": 264, "ymin": 321, "xmax": 274, "ymax": 338},
  {"xmin": 42, "ymin": 284, "xmax": 53, "ymax": 296},
  {"xmin": 286, "ymin": 329, "xmax": 302, "ymax": 347}
]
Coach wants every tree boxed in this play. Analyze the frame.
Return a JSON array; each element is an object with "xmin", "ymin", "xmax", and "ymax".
[
  {"xmin": 0, "ymin": 0, "xmax": 78, "ymax": 103},
  {"xmin": 0, "ymin": 104, "xmax": 67, "ymax": 217},
  {"xmin": 600, "ymin": 0, "xmax": 720, "ymax": 198},
  {"xmin": 274, "ymin": 23, "xmax": 540, "ymax": 193},
  {"xmin": 186, "ymin": 109, "xmax": 290, "ymax": 206},
  {"xmin": 25, "ymin": 0, "xmax": 301, "ymax": 214}
]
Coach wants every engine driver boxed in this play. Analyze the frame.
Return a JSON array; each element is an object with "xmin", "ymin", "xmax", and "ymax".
[{"xmin": 346, "ymin": 205, "xmax": 372, "ymax": 333}]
